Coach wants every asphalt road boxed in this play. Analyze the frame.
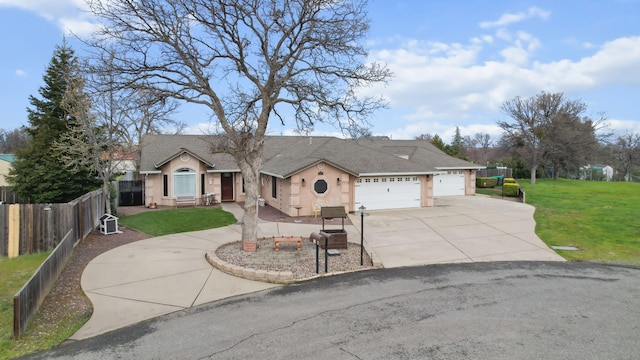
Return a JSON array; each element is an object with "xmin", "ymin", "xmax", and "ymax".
[{"xmin": 20, "ymin": 262, "xmax": 640, "ymax": 360}]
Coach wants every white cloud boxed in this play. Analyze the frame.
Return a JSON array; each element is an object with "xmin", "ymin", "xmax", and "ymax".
[
  {"xmin": 15, "ymin": 69, "xmax": 27, "ymax": 77},
  {"xmin": 607, "ymin": 118, "xmax": 640, "ymax": 134},
  {"xmin": 362, "ymin": 32, "xmax": 640, "ymax": 139},
  {"xmin": 0, "ymin": 0, "xmax": 95, "ymax": 36},
  {"xmin": 479, "ymin": 6, "xmax": 550, "ymax": 29}
]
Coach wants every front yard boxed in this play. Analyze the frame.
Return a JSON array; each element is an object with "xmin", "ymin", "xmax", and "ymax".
[{"xmin": 519, "ymin": 179, "xmax": 640, "ymax": 264}]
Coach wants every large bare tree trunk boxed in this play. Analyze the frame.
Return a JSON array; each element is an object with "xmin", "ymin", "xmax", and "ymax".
[
  {"xmin": 231, "ymin": 137, "xmax": 264, "ymax": 250},
  {"xmin": 530, "ymin": 165, "xmax": 537, "ymax": 184}
]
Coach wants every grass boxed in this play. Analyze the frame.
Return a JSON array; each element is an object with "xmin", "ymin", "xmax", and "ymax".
[
  {"xmin": 119, "ymin": 207, "xmax": 237, "ymax": 237},
  {"xmin": 518, "ymin": 179, "xmax": 640, "ymax": 263},
  {"xmin": 0, "ymin": 252, "xmax": 50, "ymax": 360}
]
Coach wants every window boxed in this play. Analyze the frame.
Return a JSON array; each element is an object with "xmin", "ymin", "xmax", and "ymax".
[
  {"xmin": 201, "ymin": 174, "xmax": 205, "ymax": 195},
  {"xmin": 174, "ymin": 168, "xmax": 196, "ymax": 197},
  {"xmin": 373, "ymin": 178, "xmax": 379, "ymax": 183},
  {"xmin": 271, "ymin": 176, "xmax": 277, "ymax": 198},
  {"xmin": 163, "ymin": 175, "xmax": 168, "ymax": 197},
  {"xmin": 314, "ymin": 179, "xmax": 328, "ymax": 194},
  {"xmin": 381, "ymin": 178, "xmax": 387, "ymax": 182}
]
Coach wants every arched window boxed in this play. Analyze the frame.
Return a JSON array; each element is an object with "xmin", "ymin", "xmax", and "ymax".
[{"xmin": 174, "ymin": 168, "xmax": 196, "ymax": 197}]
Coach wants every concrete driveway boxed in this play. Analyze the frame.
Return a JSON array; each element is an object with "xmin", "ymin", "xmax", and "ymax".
[
  {"xmin": 350, "ymin": 196, "xmax": 564, "ymax": 267},
  {"xmin": 71, "ymin": 196, "xmax": 563, "ymax": 340}
]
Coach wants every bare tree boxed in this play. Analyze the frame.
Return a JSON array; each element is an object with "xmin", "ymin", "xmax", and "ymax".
[
  {"xmin": 89, "ymin": 50, "xmax": 182, "ymax": 175},
  {"xmin": 0, "ymin": 128, "xmax": 30, "ymax": 153},
  {"xmin": 542, "ymin": 113, "xmax": 605, "ymax": 179},
  {"xmin": 54, "ymin": 63, "xmax": 118, "ymax": 214},
  {"xmin": 473, "ymin": 132, "xmax": 492, "ymax": 164},
  {"xmin": 498, "ymin": 92, "xmax": 589, "ymax": 184},
  {"xmin": 87, "ymin": 0, "xmax": 391, "ymax": 247},
  {"xmin": 613, "ymin": 132, "xmax": 640, "ymax": 181},
  {"xmin": 415, "ymin": 133, "xmax": 434, "ymax": 142}
]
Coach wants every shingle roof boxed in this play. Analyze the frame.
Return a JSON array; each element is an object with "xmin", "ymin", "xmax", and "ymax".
[{"xmin": 139, "ymin": 135, "xmax": 481, "ymax": 177}]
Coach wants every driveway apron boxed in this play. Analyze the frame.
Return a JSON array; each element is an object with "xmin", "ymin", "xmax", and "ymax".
[{"xmin": 351, "ymin": 196, "xmax": 564, "ymax": 268}]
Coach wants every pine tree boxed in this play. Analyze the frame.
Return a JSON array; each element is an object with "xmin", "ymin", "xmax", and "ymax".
[
  {"xmin": 8, "ymin": 43, "xmax": 100, "ymax": 203},
  {"xmin": 450, "ymin": 126, "xmax": 464, "ymax": 157}
]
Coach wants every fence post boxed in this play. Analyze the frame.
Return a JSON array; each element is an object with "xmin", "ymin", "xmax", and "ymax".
[{"xmin": 8, "ymin": 204, "xmax": 19, "ymax": 258}]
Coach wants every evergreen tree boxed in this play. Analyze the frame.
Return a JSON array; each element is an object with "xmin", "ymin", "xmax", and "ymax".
[
  {"xmin": 450, "ymin": 126, "xmax": 463, "ymax": 156},
  {"xmin": 431, "ymin": 134, "xmax": 446, "ymax": 151},
  {"xmin": 8, "ymin": 43, "xmax": 100, "ymax": 203}
]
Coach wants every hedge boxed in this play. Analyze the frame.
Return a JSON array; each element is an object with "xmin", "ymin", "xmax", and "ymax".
[
  {"xmin": 476, "ymin": 177, "xmax": 498, "ymax": 188},
  {"xmin": 503, "ymin": 183, "xmax": 519, "ymax": 197}
]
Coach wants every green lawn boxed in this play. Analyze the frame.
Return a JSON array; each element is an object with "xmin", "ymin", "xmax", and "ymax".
[
  {"xmin": 519, "ymin": 179, "xmax": 640, "ymax": 263},
  {"xmin": 118, "ymin": 207, "xmax": 237, "ymax": 236},
  {"xmin": 0, "ymin": 252, "xmax": 51, "ymax": 359}
]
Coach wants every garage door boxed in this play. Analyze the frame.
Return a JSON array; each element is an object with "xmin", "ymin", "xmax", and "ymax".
[
  {"xmin": 433, "ymin": 172, "xmax": 465, "ymax": 196},
  {"xmin": 355, "ymin": 176, "xmax": 421, "ymax": 210}
]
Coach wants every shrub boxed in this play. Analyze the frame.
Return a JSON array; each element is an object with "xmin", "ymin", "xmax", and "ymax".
[
  {"xmin": 476, "ymin": 177, "xmax": 498, "ymax": 188},
  {"xmin": 504, "ymin": 178, "xmax": 516, "ymax": 184},
  {"xmin": 503, "ymin": 183, "xmax": 519, "ymax": 197}
]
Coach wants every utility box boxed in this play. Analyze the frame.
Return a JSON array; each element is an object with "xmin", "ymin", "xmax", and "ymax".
[{"xmin": 99, "ymin": 214, "xmax": 119, "ymax": 235}]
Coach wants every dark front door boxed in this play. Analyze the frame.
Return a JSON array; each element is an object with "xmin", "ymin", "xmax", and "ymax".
[{"xmin": 221, "ymin": 173, "xmax": 234, "ymax": 201}]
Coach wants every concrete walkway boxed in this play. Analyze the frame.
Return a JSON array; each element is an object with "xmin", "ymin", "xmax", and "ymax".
[{"xmin": 71, "ymin": 197, "xmax": 563, "ymax": 340}]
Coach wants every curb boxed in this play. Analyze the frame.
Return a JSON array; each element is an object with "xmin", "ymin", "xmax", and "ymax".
[{"xmin": 206, "ymin": 250, "xmax": 295, "ymax": 283}]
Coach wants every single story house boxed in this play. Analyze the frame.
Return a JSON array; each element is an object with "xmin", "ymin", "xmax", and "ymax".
[
  {"xmin": 0, "ymin": 154, "xmax": 15, "ymax": 187},
  {"xmin": 139, "ymin": 135, "xmax": 484, "ymax": 216}
]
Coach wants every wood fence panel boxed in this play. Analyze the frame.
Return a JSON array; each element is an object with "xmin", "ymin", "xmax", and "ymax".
[
  {"xmin": 13, "ymin": 230, "xmax": 74, "ymax": 339},
  {"xmin": 0, "ymin": 205, "xmax": 6, "ymax": 256},
  {"xmin": 8, "ymin": 204, "xmax": 19, "ymax": 258}
]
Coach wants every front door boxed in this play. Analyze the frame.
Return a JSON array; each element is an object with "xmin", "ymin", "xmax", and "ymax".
[{"xmin": 221, "ymin": 172, "xmax": 234, "ymax": 201}]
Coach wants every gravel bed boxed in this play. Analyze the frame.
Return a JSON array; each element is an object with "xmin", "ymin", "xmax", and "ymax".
[{"xmin": 216, "ymin": 238, "xmax": 374, "ymax": 280}]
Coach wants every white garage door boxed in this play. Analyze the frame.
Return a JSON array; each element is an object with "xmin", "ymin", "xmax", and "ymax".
[
  {"xmin": 355, "ymin": 176, "xmax": 421, "ymax": 210},
  {"xmin": 433, "ymin": 172, "xmax": 465, "ymax": 196}
]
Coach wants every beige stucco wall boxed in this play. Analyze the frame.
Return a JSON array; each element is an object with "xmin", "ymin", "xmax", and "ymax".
[
  {"xmin": 0, "ymin": 161, "xmax": 11, "ymax": 187},
  {"xmin": 422, "ymin": 175, "xmax": 434, "ymax": 207},
  {"xmin": 465, "ymin": 169, "xmax": 477, "ymax": 195},
  {"xmin": 262, "ymin": 162, "xmax": 350, "ymax": 217},
  {"xmin": 143, "ymin": 154, "xmax": 219, "ymax": 207}
]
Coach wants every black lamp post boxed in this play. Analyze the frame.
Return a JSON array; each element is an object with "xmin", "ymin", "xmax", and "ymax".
[{"xmin": 359, "ymin": 205, "xmax": 366, "ymax": 266}]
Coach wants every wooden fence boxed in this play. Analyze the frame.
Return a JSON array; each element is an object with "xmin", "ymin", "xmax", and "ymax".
[
  {"xmin": 0, "ymin": 190, "xmax": 101, "ymax": 256},
  {"xmin": 476, "ymin": 168, "xmax": 513, "ymax": 178},
  {"xmin": 0, "ymin": 186, "xmax": 26, "ymax": 204},
  {"xmin": 9, "ymin": 190, "xmax": 103, "ymax": 339}
]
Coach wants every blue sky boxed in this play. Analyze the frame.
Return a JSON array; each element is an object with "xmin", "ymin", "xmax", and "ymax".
[{"xmin": 1, "ymin": 0, "xmax": 639, "ymax": 142}]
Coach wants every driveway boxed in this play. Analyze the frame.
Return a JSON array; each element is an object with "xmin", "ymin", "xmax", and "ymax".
[
  {"xmin": 350, "ymin": 196, "xmax": 564, "ymax": 267},
  {"xmin": 71, "ymin": 196, "xmax": 563, "ymax": 340}
]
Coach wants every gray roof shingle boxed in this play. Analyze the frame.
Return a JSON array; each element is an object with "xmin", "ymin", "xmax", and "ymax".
[{"xmin": 139, "ymin": 135, "xmax": 481, "ymax": 177}]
